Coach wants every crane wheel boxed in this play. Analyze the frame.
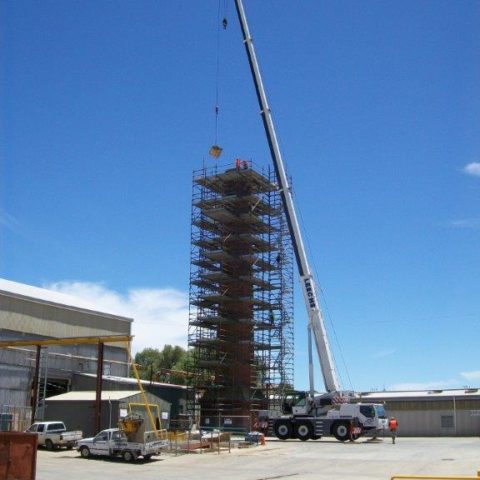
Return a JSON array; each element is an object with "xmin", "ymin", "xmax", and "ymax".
[
  {"xmin": 332, "ymin": 422, "xmax": 350, "ymax": 442},
  {"xmin": 295, "ymin": 421, "xmax": 312, "ymax": 441},
  {"xmin": 273, "ymin": 419, "xmax": 292, "ymax": 440}
]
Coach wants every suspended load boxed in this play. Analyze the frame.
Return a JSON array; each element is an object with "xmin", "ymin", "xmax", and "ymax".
[{"xmin": 209, "ymin": 145, "xmax": 223, "ymax": 158}]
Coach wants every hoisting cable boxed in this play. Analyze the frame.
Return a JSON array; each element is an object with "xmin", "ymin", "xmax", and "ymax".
[
  {"xmin": 296, "ymin": 191, "xmax": 355, "ymax": 392},
  {"xmin": 209, "ymin": 0, "xmax": 229, "ymax": 159},
  {"xmin": 214, "ymin": 0, "xmax": 222, "ymax": 145}
]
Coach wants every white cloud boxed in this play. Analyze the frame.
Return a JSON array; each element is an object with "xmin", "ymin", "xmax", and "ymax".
[
  {"xmin": 464, "ymin": 162, "xmax": 480, "ymax": 177},
  {"xmin": 0, "ymin": 209, "xmax": 21, "ymax": 233},
  {"xmin": 461, "ymin": 371, "xmax": 480, "ymax": 382},
  {"xmin": 372, "ymin": 349, "xmax": 396, "ymax": 359},
  {"xmin": 450, "ymin": 218, "xmax": 480, "ymax": 229},
  {"xmin": 45, "ymin": 281, "xmax": 189, "ymax": 353},
  {"xmin": 388, "ymin": 379, "xmax": 459, "ymax": 391}
]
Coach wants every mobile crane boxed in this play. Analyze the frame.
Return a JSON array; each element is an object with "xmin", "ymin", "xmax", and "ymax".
[{"xmin": 233, "ymin": 0, "xmax": 388, "ymax": 441}]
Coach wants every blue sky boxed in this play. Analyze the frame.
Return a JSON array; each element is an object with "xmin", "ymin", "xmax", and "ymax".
[{"xmin": 1, "ymin": 1, "xmax": 479, "ymax": 392}]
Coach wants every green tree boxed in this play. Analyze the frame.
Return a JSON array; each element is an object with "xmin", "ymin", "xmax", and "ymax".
[
  {"xmin": 158, "ymin": 345, "xmax": 185, "ymax": 370},
  {"xmin": 134, "ymin": 347, "xmax": 162, "ymax": 381},
  {"xmin": 133, "ymin": 345, "xmax": 192, "ymax": 385}
]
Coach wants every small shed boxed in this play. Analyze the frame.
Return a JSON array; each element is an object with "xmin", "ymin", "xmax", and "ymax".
[
  {"xmin": 44, "ymin": 390, "xmax": 170, "ymax": 437},
  {"xmin": 72, "ymin": 373, "xmax": 189, "ymax": 421}
]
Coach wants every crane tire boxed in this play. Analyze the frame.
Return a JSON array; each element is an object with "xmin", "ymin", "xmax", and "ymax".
[
  {"xmin": 333, "ymin": 422, "xmax": 350, "ymax": 442},
  {"xmin": 274, "ymin": 419, "xmax": 292, "ymax": 440},
  {"xmin": 295, "ymin": 421, "xmax": 312, "ymax": 441}
]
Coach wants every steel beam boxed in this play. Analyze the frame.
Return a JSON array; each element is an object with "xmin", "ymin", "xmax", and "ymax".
[{"xmin": 0, "ymin": 335, "xmax": 132, "ymax": 349}]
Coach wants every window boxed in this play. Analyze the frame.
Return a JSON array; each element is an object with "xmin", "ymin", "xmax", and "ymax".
[
  {"xmin": 47, "ymin": 423, "xmax": 65, "ymax": 431},
  {"xmin": 292, "ymin": 392, "xmax": 307, "ymax": 407},
  {"xmin": 94, "ymin": 432, "xmax": 108, "ymax": 442},
  {"xmin": 374, "ymin": 405, "xmax": 387, "ymax": 419},
  {"xmin": 441, "ymin": 415, "xmax": 454, "ymax": 428},
  {"xmin": 27, "ymin": 424, "xmax": 38, "ymax": 432},
  {"xmin": 112, "ymin": 431, "xmax": 126, "ymax": 442},
  {"xmin": 295, "ymin": 397, "xmax": 306, "ymax": 407},
  {"xmin": 360, "ymin": 406, "xmax": 376, "ymax": 418},
  {"xmin": 37, "ymin": 424, "xmax": 45, "ymax": 432}
]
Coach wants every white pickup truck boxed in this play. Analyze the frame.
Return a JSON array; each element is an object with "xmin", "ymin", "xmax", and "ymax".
[
  {"xmin": 26, "ymin": 421, "xmax": 83, "ymax": 450},
  {"xmin": 77, "ymin": 428, "xmax": 168, "ymax": 462}
]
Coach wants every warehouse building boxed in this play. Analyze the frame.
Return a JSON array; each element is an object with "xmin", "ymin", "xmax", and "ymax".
[
  {"xmin": 358, "ymin": 389, "xmax": 480, "ymax": 436},
  {"xmin": 0, "ymin": 278, "xmax": 132, "ymax": 426}
]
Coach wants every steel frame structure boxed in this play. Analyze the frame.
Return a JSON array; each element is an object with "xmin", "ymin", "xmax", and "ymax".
[
  {"xmin": 188, "ymin": 162, "xmax": 293, "ymax": 422},
  {"xmin": 0, "ymin": 335, "xmax": 131, "ymax": 431}
]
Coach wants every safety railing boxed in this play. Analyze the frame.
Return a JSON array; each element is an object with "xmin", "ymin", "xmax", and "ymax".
[
  {"xmin": 164, "ymin": 429, "xmax": 232, "ymax": 456},
  {"xmin": 199, "ymin": 414, "xmax": 252, "ymax": 435},
  {"xmin": 163, "ymin": 414, "xmax": 267, "ymax": 456}
]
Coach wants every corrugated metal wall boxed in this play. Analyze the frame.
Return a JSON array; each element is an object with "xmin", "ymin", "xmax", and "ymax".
[
  {"xmin": 1, "ymin": 293, "xmax": 131, "ymax": 412},
  {"xmin": 0, "ymin": 333, "xmax": 129, "ymax": 408},
  {"xmin": 0, "ymin": 364, "xmax": 31, "ymax": 406},
  {"xmin": 383, "ymin": 398, "xmax": 480, "ymax": 436},
  {"xmin": 0, "ymin": 294, "xmax": 130, "ymax": 338},
  {"xmin": 44, "ymin": 400, "xmax": 120, "ymax": 437}
]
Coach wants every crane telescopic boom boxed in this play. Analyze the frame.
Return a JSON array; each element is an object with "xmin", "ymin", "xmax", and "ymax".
[{"xmin": 233, "ymin": 0, "xmax": 341, "ymax": 394}]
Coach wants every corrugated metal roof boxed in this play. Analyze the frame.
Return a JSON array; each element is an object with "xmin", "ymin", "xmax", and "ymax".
[
  {"xmin": 46, "ymin": 390, "xmax": 141, "ymax": 401},
  {"xmin": 0, "ymin": 278, "xmax": 133, "ymax": 322},
  {"xmin": 78, "ymin": 373, "xmax": 188, "ymax": 390},
  {"xmin": 359, "ymin": 388, "xmax": 480, "ymax": 400}
]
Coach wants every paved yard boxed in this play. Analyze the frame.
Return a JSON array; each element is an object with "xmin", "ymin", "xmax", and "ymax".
[{"xmin": 36, "ymin": 437, "xmax": 480, "ymax": 480}]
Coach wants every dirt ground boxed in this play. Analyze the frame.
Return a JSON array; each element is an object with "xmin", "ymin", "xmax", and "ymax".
[{"xmin": 35, "ymin": 437, "xmax": 480, "ymax": 480}]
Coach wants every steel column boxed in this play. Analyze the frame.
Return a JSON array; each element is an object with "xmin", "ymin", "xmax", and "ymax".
[
  {"xmin": 94, "ymin": 342, "xmax": 104, "ymax": 434},
  {"xmin": 30, "ymin": 346, "xmax": 41, "ymax": 424}
]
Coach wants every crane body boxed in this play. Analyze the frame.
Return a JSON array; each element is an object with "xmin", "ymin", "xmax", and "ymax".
[{"xmin": 233, "ymin": 0, "xmax": 388, "ymax": 441}]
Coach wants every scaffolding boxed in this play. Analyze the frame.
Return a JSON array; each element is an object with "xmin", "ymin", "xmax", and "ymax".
[{"xmin": 188, "ymin": 161, "xmax": 293, "ymax": 426}]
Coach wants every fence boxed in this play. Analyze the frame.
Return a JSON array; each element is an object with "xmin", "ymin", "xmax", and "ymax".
[
  {"xmin": 164, "ymin": 414, "xmax": 257, "ymax": 456},
  {"xmin": 165, "ymin": 429, "xmax": 232, "ymax": 456},
  {"xmin": 199, "ymin": 414, "xmax": 252, "ymax": 435}
]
